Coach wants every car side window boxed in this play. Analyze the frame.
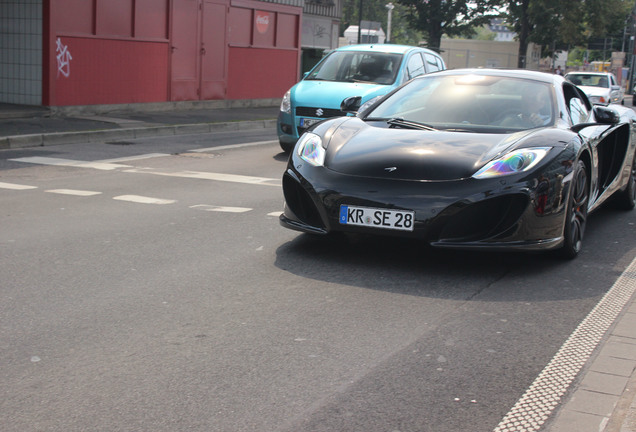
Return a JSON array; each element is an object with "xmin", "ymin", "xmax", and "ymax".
[
  {"xmin": 406, "ymin": 53, "xmax": 425, "ymax": 80},
  {"xmin": 424, "ymin": 53, "xmax": 442, "ymax": 72},
  {"xmin": 569, "ymin": 98, "xmax": 589, "ymax": 125},
  {"xmin": 563, "ymin": 83, "xmax": 591, "ymax": 125}
]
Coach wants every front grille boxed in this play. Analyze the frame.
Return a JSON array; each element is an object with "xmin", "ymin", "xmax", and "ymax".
[
  {"xmin": 282, "ymin": 174, "xmax": 325, "ymax": 229},
  {"xmin": 296, "ymin": 107, "xmax": 345, "ymax": 118},
  {"xmin": 438, "ymin": 194, "xmax": 528, "ymax": 242}
]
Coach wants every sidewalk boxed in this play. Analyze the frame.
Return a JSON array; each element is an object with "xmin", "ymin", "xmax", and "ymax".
[
  {"xmin": 0, "ymin": 99, "xmax": 280, "ymax": 149},
  {"xmin": 0, "ymin": 100, "xmax": 635, "ymax": 432}
]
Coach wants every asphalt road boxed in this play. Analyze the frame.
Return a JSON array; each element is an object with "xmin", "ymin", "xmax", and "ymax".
[{"xmin": 1, "ymin": 129, "xmax": 635, "ymax": 432}]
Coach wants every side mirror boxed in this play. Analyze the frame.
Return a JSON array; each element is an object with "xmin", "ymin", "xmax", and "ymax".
[
  {"xmin": 593, "ymin": 106, "xmax": 620, "ymax": 124},
  {"xmin": 340, "ymin": 96, "xmax": 362, "ymax": 113},
  {"xmin": 571, "ymin": 106, "xmax": 620, "ymax": 133}
]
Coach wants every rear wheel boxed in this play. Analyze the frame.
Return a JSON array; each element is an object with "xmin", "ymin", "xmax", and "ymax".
[
  {"xmin": 614, "ymin": 153, "xmax": 636, "ymax": 210},
  {"xmin": 559, "ymin": 160, "xmax": 589, "ymax": 259}
]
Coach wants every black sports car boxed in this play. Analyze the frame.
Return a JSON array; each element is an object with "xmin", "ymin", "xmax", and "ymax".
[{"xmin": 280, "ymin": 69, "xmax": 636, "ymax": 258}]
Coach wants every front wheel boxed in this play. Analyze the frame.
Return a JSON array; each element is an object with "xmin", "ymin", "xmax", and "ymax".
[
  {"xmin": 279, "ymin": 140, "xmax": 294, "ymax": 153},
  {"xmin": 559, "ymin": 160, "xmax": 589, "ymax": 259}
]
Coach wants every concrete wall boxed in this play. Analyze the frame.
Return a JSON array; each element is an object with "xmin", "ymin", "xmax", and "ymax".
[{"xmin": 439, "ymin": 39, "xmax": 542, "ymax": 71}]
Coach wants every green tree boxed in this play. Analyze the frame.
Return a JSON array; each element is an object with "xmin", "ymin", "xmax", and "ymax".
[
  {"xmin": 504, "ymin": 0, "xmax": 631, "ymax": 68},
  {"xmin": 396, "ymin": 0, "xmax": 502, "ymax": 51},
  {"xmin": 341, "ymin": 0, "xmax": 422, "ymax": 46}
]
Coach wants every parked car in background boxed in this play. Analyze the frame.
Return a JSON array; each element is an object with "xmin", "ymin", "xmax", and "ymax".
[
  {"xmin": 564, "ymin": 71, "xmax": 624, "ymax": 105},
  {"xmin": 277, "ymin": 44, "xmax": 446, "ymax": 152}
]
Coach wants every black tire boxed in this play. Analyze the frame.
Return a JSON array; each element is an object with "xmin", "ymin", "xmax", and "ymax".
[
  {"xmin": 559, "ymin": 160, "xmax": 589, "ymax": 259},
  {"xmin": 613, "ymin": 153, "xmax": 636, "ymax": 210},
  {"xmin": 279, "ymin": 140, "xmax": 294, "ymax": 153}
]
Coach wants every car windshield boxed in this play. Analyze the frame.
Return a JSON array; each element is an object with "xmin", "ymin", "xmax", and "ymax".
[
  {"xmin": 305, "ymin": 51, "xmax": 403, "ymax": 85},
  {"xmin": 364, "ymin": 74, "xmax": 556, "ymax": 133},
  {"xmin": 566, "ymin": 74, "xmax": 609, "ymax": 88}
]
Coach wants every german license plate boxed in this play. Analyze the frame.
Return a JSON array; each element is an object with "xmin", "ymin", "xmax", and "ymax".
[
  {"xmin": 299, "ymin": 118, "xmax": 320, "ymax": 127},
  {"xmin": 339, "ymin": 205, "xmax": 414, "ymax": 231}
]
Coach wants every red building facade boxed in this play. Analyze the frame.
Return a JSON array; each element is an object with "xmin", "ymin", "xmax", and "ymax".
[{"xmin": 40, "ymin": 0, "xmax": 302, "ymax": 106}]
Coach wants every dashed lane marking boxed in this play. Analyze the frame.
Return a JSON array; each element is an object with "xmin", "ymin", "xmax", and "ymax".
[
  {"xmin": 9, "ymin": 157, "xmax": 131, "ymax": 171},
  {"xmin": 494, "ymin": 256, "xmax": 636, "ymax": 432},
  {"xmin": 113, "ymin": 195, "xmax": 176, "ymax": 205},
  {"xmin": 190, "ymin": 205, "xmax": 252, "ymax": 213},
  {"xmin": 0, "ymin": 182, "xmax": 38, "ymax": 190},
  {"xmin": 46, "ymin": 189, "xmax": 102, "ymax": 196}
]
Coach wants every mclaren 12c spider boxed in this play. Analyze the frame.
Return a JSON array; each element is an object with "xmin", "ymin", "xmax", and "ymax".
[{"xmin": 279, "ymin": 69, "xmax": 636, "ymax": 258}]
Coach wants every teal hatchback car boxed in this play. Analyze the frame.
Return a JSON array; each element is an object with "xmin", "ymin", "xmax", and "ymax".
[{"xmin": 277, "ymin": 44, "xmax": 446, "ymax": 152}]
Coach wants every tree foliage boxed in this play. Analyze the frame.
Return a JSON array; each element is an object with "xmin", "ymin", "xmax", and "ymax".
[
  {"xmin": 396, "ymin": 0, "xmax": 502, "ymax": 51},
  {"xmin": 504, "ymin": 0, "xmax": 632, "ymax": 67},
  {"xmin": 340, "ymin": 0, "xmax": 633, "ymax": 68},
  {"xmin": 340, "ymin": 0, "xmax": 422, "ymax": 46}
]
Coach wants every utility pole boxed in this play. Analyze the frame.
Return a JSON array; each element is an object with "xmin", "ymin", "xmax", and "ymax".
[
  {"xmin": 358, "ymin": 0, "xmax": 363, "ymax": 43},
  {"xmin": 386, "ymin": 3, "xmax": 394, "ymax": 43}
]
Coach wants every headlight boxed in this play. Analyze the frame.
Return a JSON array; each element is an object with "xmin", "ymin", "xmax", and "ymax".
[
  {"xmin": 589, "ymin": 95, "xmax": 606, "ymax": 104},
  {"xmin": 473, "ymin": 147, "xmax": 551, "ymax": 179},
  {"xmin": 280, "ymin": 90, "xmax": 291, "ymax": 114},
  {"xmin": 297, "ymin": 133, "xmax": 325, "ymax": 167}
]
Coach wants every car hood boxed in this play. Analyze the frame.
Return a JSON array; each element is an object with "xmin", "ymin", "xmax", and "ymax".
[
  {"xmin": 322, "ymin": 118, "xmax": 554, "ymax": 181},
  {"xmin": 292, "ymin": 80, "xmax": 393, "ymax": 109},
  {"xmin": 578, "ymin": 85, "xmax": 610, "ymax": 97}
]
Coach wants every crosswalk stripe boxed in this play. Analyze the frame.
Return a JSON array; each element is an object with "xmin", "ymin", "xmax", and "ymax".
[
  {"xmin": 46, "ymin": 189, "xmax": 102, "ymax": 196},
  {"xmin": 0, "ymin": 182, "xmax": 38, "ymax": 190},
  {"xmin": 113, "ymin": 195, "xmax": 176, "ymax": 205}
]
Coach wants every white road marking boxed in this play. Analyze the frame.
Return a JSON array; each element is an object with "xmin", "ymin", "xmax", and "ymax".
[
  {"xmin": 113, "ymin": 195, "xmax": 176, "ymax": 205},
  {"xmin": 46, "ymin": 189, "xmax": 102, "ymax": 196},
  {"xmin": 9, "ymin": 157, "xmax": 131, "ymax": 171},
  {"xmin": 0, "ymin": 182, "xmax": 38, "ymax": 190},
  {"xmin": 189, "ymin": 140, "xmax": 278, "ymax": 153},
  {"xmin": 190, "ymin": 205, "xmax": 252, "ymax": 213},
  {"xmin": 98, "ymin": 154, "xmax": 169, "ymax": 163},
  {"xmin": 123, "ymin": 168, "xmax": 280, "ymax": 186},
  {"xmin": 267, "ymin": 211, "xmax": 283, "ymax": 217}
]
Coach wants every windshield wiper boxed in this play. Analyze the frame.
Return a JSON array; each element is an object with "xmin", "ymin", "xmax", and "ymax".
[{"xmin": 385, "ymin": 117, "xmax": 437, "ymax": 131}]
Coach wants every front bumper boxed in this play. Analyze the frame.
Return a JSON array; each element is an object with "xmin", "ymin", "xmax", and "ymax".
[{"xmin": 280, "ymin": 158, "xmax": 572, "ymax": 251}]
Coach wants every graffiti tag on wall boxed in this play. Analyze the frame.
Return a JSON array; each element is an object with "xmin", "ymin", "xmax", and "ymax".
[{"xmin": 56, "ymin": 38, "xmax": 72, "ymax": 78}]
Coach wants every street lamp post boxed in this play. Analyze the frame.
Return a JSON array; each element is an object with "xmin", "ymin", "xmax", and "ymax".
[
  {"xmin": 358, "ymin": 0, "xmax": 363, "ymax": 43},
  {"xmin": 386, "ymin": 2, "xmax": 394, "ymax": 43}
]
